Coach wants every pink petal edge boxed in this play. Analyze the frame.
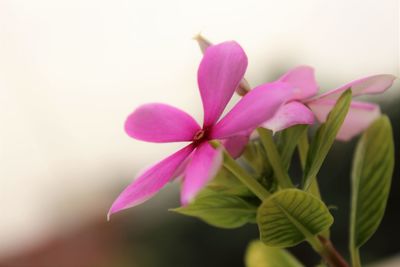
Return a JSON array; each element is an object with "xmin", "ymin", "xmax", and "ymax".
[
  {"xmin": 194, "ymin": 36, "xmax": 251, "ymax": 96},
  {"xmin": 307, "ymin": 74, "xmax": 396, "ymax": 102},
  {"xmin": 125, "ymin": 103, "xmax": 201, "ymax": 143},
  {"xmin": 263, "ymin": 101, "xmax": 315, "ymax": 133},
  {"xmin": 211, "ymin": 81, "xmax": 295, "ymax": 139},
  {"xmin": 278, "ymin": 65, "xmax": 318, "ymax": 100},
  {"xmin": 307, "ymin": 99, "xmax": 381, "ymax": 141},
  {"xmin": 108, "ymin": 144, "xmax": 195, "ymax": 219},
  {"xmin": 198, "ymin": 41, "xmax": 248, "ymax": 127}
]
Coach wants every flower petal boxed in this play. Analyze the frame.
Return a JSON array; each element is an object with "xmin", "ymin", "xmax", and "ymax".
[
  {"xmin": 211, "ymin": 82, "xmax": 294, "ymax": 139},
  {"xmin": 181, "ymin": 142, "xmax": 223, "ymax": 205},
  {"xmin": 198, "ymin": 41, "xmax": 248, "ymax": 127},
  {"xmin": 195, "ymin": 36, "xmax": 251, "ymax": 96},
  {"xmin": 308, "ymin": 74, "xmax": 396, "ymax": 101},
  {"xmin": 263, "ymin": 101, "xmax": 315, "ymax": 133},
  {"xmin": 307, "ymin": 99, "xmax": 381, "ymax": 141},
  {"xmin": 223, "ymin": 134, "xmax": 250, "ymax": 158},
  {"xmin": 278, "ymin": 66, "xmax": 318, "ymax": 100},
  {"xmin": 108, "ymin": 144, "xmax": 195, "ymax": 218},
  {"xmin": 125, "ymin": 103, "xmax": 201, "ymax": 143}
]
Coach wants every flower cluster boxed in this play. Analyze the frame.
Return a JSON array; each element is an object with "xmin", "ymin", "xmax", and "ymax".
[{"xmin": 108, "ymin": 40, "xmax": 395, "ymax": 219}]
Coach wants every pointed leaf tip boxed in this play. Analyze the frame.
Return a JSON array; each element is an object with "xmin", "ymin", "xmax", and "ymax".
[{"xmin": 303, "ymin": 89, "xmax": 352, "ymax": 188}]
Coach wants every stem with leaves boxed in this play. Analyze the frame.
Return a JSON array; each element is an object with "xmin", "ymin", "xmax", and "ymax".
[
  {"xmin": 223, "ymin": 150, "xmax": 271, "ymax": 200},
  {"xmin": 257, "ymin": 128, "xmax": 294, "ymax": 188},
  {"xmin": 257, "ymin": 128, "xmax": 348, "ymax": 267},
  {"xmin": 298, "ymin": 132, "xmax": 322, "ymax": 199}
]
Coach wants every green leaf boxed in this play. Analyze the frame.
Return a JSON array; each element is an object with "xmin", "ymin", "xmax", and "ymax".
[
  {"xmin": 257, "ymin": 128, "xmax": 294, "ymax": 188},
  {"xmin": 303, "ymin": 90, "xmax": 352, "ymax": 189},
  {"xmin": 243, "ymin": 139, "xmax": 269, "ymax": 174},
  {"xmin": 245, "ymin": 240, "xmax": 304, "ymax": 267},
  {"xmin": 242, "ymin": 140, "xmax": 278, "ymax": 192},
  {"xmin": 206, "ymin": 167, "xmax": 253, "ymax": 197},
  {"xmin": 257, "ymin": 189, "xmax": 333, "ymax": 247},
  {"xmin": 350, "ymin": 115, "xmax": 394, "ymax": 249},
  {"xmin": 171, "ymin": 194, "xmax": 257, "ymax": 229},
  {"xmin": 276, "ymin": 125, "xmax": 309, "ymax": 170}
]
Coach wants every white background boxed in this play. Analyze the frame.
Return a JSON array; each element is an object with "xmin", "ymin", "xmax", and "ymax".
[{"xmin": 0, "ymin": 0, "xmax": 398, "ymax": 257}]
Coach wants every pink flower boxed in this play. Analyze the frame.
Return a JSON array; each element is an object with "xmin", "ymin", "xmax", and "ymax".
[
  {"xmin": 264, "ymin": 66, "xmax": 396, "ymax": 140},
  {"xmin": 195, "ymin": 36, "xmax": 395, "ymax": 140},
  {"xmin": 108, "ymin": 41, "xmax": 295, "ymax": 217}
]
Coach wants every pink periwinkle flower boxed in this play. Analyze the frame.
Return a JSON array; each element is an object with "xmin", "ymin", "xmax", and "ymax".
[
  {"xmin": 195, "ymin": 36, "xmax": 396, "ymax": 140},
  {"xmin": 108, "ymin": 41, "xmax": 296, "ymax": 217},
  {"xmin": 263, "ymin": 66, "xmax": 396, "ymax": 140}
]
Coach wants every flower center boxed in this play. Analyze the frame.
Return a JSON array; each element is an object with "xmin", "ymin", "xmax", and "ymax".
[{"xmin": 193, "ymin": 129, "xmax": 205, "ymax": 141}]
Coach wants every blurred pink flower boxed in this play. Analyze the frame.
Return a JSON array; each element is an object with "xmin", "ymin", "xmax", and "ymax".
[
  {"xmin": 264, "ymin": 66, "xmax": 396, "ymax": 140},
  {"xmin": 108, "ymin": 41, "xmax": 295, "ymax": 217}
]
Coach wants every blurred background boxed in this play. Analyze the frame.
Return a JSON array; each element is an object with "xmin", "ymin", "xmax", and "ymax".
[{"xmin": 0, "ymin": 0, "xmax": 398, "ymax": 266}]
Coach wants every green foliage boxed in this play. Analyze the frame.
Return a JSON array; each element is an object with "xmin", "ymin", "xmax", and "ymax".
[
  {"xmin": 350, "ymin": 116, "xmax": 394, "ymax": 249},
  {"xmin": 242, "ymin": 125, "xmax": 307, "ymax": 192},
  {"xmin": 258, "ymin": 128, "xmax": 294, "ymax": 188},
  {"xmin": 303, "ymin": 90, "xmax": 352, "ymax": 189},
  {"xmin": 243, "ymin": 139, "xmax": 269, "ymax": 175},
  {"xmin": 171, "ymin": 165, "xmax": 260, "ymax": 228},
  {"xmin": 242, "ymin": 140, "xmax": 278, "ymax": 192},
  {"xmin": 257, "ymin": 189, "xmax": 333, "ymax": 247},
  {"xmin": 206, "ymin": 167, "xmax": 253, "ymax": 197},
  {"xmin": 245, "ymin": 240, "xmax": 304, "ymax": 267},
  {"xmin": 171, "ymin": 194, "xmax": 257, "ymax": 229},
  {"xmin": 276, "ymin": 125, "xmax": 309, "ymax": 170}
]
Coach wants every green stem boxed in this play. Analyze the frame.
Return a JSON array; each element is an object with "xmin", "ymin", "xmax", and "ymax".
[
  {"xmin": 308, "ymin": 236, "xmax": 350, "ymax": 267},
  {"xmin": 221, "ymin": 133, "xmax": 347, "ymax": 267},
  {"xmin": 222, "ymin": 150, "xmax": 270, "ymax": 200},
  {"xmin": 299, "ymin": 132, "xmax": 330, "ymax": 239},
  {"xmin": 298, "ymin": 131, "xmax": 309, "ymax": 169},
  {"xmin": 350, "ymin": 247, "xmax": 361, "ymax": 267},
  {"xmin": 257, "ymin": 128, "xmax": 294, "ymax": 188},
  {"xmin": 298, "ymin": 132, "xmax": 322, "ymax": 199},
  {"xmin": 350, "ymin": 170, "xmax": 361, "ymax": 267}
]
